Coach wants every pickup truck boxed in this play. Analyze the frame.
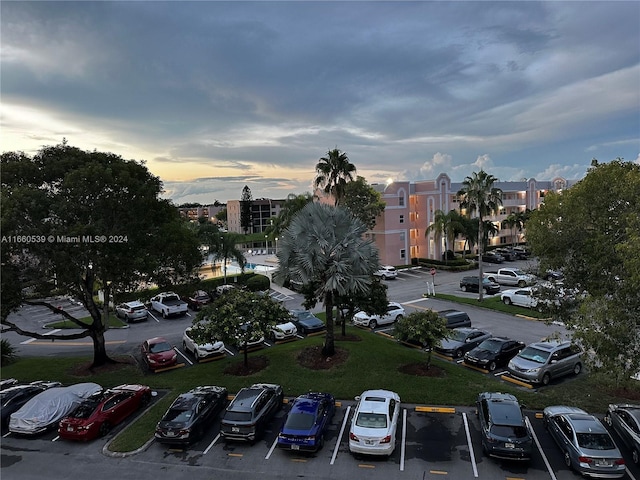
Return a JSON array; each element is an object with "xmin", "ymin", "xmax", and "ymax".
[
  {"xmin": 150, "ymin": 292, "xmax": 188, "ymax": 318},
  {"xmin": 483, "ymin": 268, "xmax": 536, "ymax": 287}
]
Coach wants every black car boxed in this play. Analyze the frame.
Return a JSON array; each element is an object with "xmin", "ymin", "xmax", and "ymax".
[
  {"xmin": 437, "ymin": 310, "xmax": 472, "ymax": 329},
  {"xmin": 482, "ymin": 251, "xmax": 505, "ymax": 263},
  {"xmin": 183, "ymin": 290, "xmax": 212, "ymax": 311},
  {"xmin": 435, "ymin": 327, "xmax": 492, "ymax": 358},
  {"xmin": 459, "ymin": 276, "xmax": 501, "ymax": 295},
  {"xmin": 220, "ymin": 383, "xmax": 283, "ymax": 443},
  {"xmin": 464, "ymin": 337, "xmax": 525, "ymax": 372},
  {"xmin": 0, "ymin": 381, "xmax": 62, "ymax": 430},
  {"xmin": 289, "ymin": 310, "xmax": 325, "ymax": 335},
  {"xmin": 495, "ymin": 248, "xmax": 516, "ymax": 261},
  {"xmin": 155, "ymin": 385, "xmax": 228, "ymax": 445},
  {"xmin": 476, "ymin": 392, "xmax": 532, "ymax": 461}
]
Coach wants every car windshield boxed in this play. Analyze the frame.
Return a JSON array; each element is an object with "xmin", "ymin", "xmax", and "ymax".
[
  {"xmin": 576, "ymin": 433, "xmax": 616, "ymax": 450},
  {"xmin": 451, "ymin": 330, "xmax": 470, "ymax": 342},
  {"xmin": 284, "ymin": 412, "xmax": 316, "ymax": 430},
  {"xmin": 163, "ymin": 407, "xmax": 194, "ymax": 423},
  {"xmin": 511, "ymin": 269, "xmax": 526, "ymax": 275},
  {"xmin": 355, "ymin": 412, "xmax": 388, "ymax": 428},
  {"xmin": 224, "ymin": 411, "xmax": 252, "ymax": 422},
  {"xmin": 491, "ymin": 425, "xmax": 529, "ymax": 438},
  {"xmin": 478, "ymin": 339, "xmax": 502, "ymax": 353},
  {"xmin": 150, "ymin": 342, "xmax": 172, "ymax": 353},
  {"xmin": 70, "ymin": 400, "xmax": 101, "ymax": 419},
  {"xmin": 131, "ymin": 305, "xmax": 146, "ymax": 311},
  {"xmin": 518, "ymin": 347, "xmax": 550, "ymax": 364}
]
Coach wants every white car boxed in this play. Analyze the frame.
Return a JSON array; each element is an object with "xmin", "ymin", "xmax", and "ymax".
[
  {"xmin": 374, "ymin": 266, "xmax": 398, "ymax": 280},
  {"xmin": 500, "ymin": 287, "xmax": 539, "ymax": 308},
  {"xmin": 182, "ymin": 327, "xmax": 225, "ymax": 361},
  {"xmin": 353, "ymin": 302, "xmax": 405, "ymax": 329},
  {"xmin": 115, "ymin": 300, "xmax": 148, "ymax": 323},
  {"xmin": 269, "ymin": 321, "xmax": 298, "ymax": 341},
  {"xmin": 349, "ymin": 389, "xmax": 401, "ymax": 456}
]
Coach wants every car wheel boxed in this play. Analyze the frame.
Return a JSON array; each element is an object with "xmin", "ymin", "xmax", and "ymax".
[
  {"xmin": 541, "ymin": 372, "xmax": 551, "ymax": 386},
  {"xmin": 395, "ymin": 315, "xmax": 403, "ymax": 323},
  {"xmin": 632, "ymin": 449, "xmax": 639, "ymax": 465},
  {"xmin": 162, "ymin": 310, "xmax": 167, "ymax": 319},
  {"xmin": 99, "ymin": 421, "xmax": 112, "ymax": 437},
  {"xmin": 454, "ymin": 349, "xmax": 463, "ymax": 359},
  {"xmin": 573, "ymin": 363, "xmax": 582, "ymax": 375},
  {"xmin": 517, "ymin": 280, "xmax": 526, "ymax": 287},
  {"xmin": 487, "ymin": 361, "xmax": 497, "ymax": 372},
  {"xmin": 318, "ymin": 435, "xmax": 325, "ymax": 451},
  {"xmin": 503, "ymin": 297, "xmax": 512, "ymax": 305},
  {"xmin": 369, "ymin": 319, "xmax": 377, "ymax": 329},
  {"xmin": 462, "ymin": 285, "xmax": 469, "ymax": 292},
  {"xmin": 564, "ymin": 451, "xmax": 572, "ymax": 469}
]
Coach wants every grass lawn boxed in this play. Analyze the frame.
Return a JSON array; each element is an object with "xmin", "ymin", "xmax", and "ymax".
[
  {"xmin": 2, "ymin": 325, "xmax": 638, "ymax": 452},
  {"xmin": 434, "ymin": 293, "xmax": 550, "ymax": 319},
  {"xmin": 45, "ymin": 314, "xmax": 126, "ymax": 329}
]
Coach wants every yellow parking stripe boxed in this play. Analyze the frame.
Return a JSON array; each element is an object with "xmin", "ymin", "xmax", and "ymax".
[
  {"xmin": 358, "ymin": 464, "xmax": 376, "ymax": 469},
  {"xmin": 415, "ymin": 406, "xmax": 456, "ymax": 414},
  {"xmin": 227, "ymin": 453, "xmax": 243, "ymax": 457},
  {"xmin": 500, "ymin": 375, "xmax": 534, "ymax": 389},
  {"xmin": 430, "ymin": 470, "xmax": 448, "ymax": 475}
]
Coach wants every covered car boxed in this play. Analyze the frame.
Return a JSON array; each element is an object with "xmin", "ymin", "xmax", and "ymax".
[
  {"xmin": 1, "ymin": 381, "xmax": 62, "ymax": 429},
  {"xmin": 9, "ymin": 383, "xmax": 102, "ymax": 435}
]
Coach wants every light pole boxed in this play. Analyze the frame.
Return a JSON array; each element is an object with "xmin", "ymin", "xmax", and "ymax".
[
  {"xmin": 275, "ymin": 237, "xmax": 278, "ymax": 255},
  {"xmin": 265, "ymin": 235, "xmax": 268, "ymax": 254}
]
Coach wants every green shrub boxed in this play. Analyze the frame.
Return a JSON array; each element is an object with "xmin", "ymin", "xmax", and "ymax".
[{"xmin": 1, "ymin": 338, "xmax": 18, "ymax": 366}]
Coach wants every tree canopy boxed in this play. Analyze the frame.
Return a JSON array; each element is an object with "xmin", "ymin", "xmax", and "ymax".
[
  {"xmin": 394, "ymin": 311, "xmax": 450, "ymax": 369},
  {"xmin": 1, "ymin": 143, "xmax": 202, "ymax": 367},
  {"xmin": 526, "ymin": 158, "xmax": 640, "ymax": 385},
  {"xmin": 240, "ymin": 185, "xmax": 253, "ymax": 234},
  {"xmin": 341, "ymin": 176, "xmax": 386, "ymax": 230}
]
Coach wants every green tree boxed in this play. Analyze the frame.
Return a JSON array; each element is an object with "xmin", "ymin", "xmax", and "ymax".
[
  {"xmin": 240, "ymin": 185, "xmax": 253, "ymax": 234},
  {"xmin": 526, "ymin": 159, "xmax": 640, "ymax": 385},
  {"xmin": 314, "ymin": 148, "xmax": 357, "ymax": 206},
  {"xmin": 457, "ymin": 171, "xmax": 503, "ymax": 301},
  {"xmin": 335, "ymin": 278, "xmax": 389, "ymax": 337},
  {"xmin": 425, "ymin": 209, "xmax": 464, "ymax": 263},
  {"xmin": 273, "ymin": 202, "xmax": 380, "ymax": 356},
  {"xmin": 266, "ymin": 193, "xmax": 313, "ymax": 238},
  {"xmin": 192, "ymin": 289, "xmax": 290, "ymax": 368},
  {"xmin": 341, "ymin": 176, "xmax": 386, "ymax": 230},
  {"xmin": 501, "ymin": 210, "xmax": 529, "ymax": 246},
  {"xmin": 199, "ymin": 227, "xmax": 246, "ymax": 284},
  {"xmin": 394, "ymin": 311, "xmax": 450, "ymax": 370},
  {"xmin": 0, "ymin": 144, "xmax": 202, "ymax": 367}
]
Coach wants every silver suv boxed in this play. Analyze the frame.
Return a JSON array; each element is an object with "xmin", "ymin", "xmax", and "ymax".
[{"xmin": 507, "ymin": 340, "xmax": 582, "ymax": 386}]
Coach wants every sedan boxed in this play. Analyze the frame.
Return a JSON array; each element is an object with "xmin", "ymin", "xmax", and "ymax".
[
  {"xmin": 543, "ymin": 406, "xmax": 626, "ymax": 478},
  {"xmin": 277, "ymin": 392, "xmax": 335, "ymax": 452},
  {"xmin": 141, "ymin": 337, "xmax": 178, "ymax": 371},
  {"xmin": 605, "ymin": 404, "xmax": 640, "ymax": 465},
  {"xmin": 289, "ymin": 310, "xmax": 325, "ymax": 335},
  {"xmin": 349, "ymin": 389, "xmax": 401, "ymax": 456},
  {"xmin": 58, "ymin": 384, "xmax": 152, "ymax": 441},
  {"xmin": 9, "ymin": 383, "xmax": 102, "ymax": 435},
  {"xmin": 482, "ymin": 251, "xmax": 505, "ymax": 263},
  {"xmin": 459, "ymin": 276, "xmax": 500, "ymax": 295},
  {"xmin": 435, "ymin": 328, "xmax": 492, "ymax": 359},
  {"xmin": 269, "ymin": 320, "xmax": 298, "ymax": 342},
  {"xmin": 155, "ymin": 385, "xmax": 228, "ymax": 445},
  {"xmin": 182, "ymin": 327, "xmax": 225, "ymax": 361},
  {"xmin": 183, "ymin": 290, "xmax": 212, "ymax": 311},
  {"xmin": 353, "ymin": 302, "xmax": 405, "ymax": 329},
  {"xmin": 1, "ymin": 381, "xmax": 61, "ymax": 429},
  {"xmin": 464, "ymin": 337, "xmax": 525, "ymax": 372}
]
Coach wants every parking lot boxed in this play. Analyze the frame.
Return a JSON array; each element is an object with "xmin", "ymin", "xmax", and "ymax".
[{"xmin": 2, "ymin": 393, "xmax": 639, "ymax": 480}]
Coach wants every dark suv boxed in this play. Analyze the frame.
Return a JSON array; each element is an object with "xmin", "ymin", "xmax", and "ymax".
[
  {"xmin": 437, "ymin": 310, "xmax": 472, "ymax": 328},
  {"xmin": 220, "ymin": 383, "xmax": 283, "ymax": 442},
  {"xmin": 459, "ymin": 276, "xmax": 500, "ymax": 295},
  {"xmin": 476, "ymin": 392, "xmax": 532, "ymax": 461}
]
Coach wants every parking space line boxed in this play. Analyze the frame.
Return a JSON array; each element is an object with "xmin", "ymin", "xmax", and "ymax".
[
  {"xmin": 330, "ymin": 405, "xmax": 351, "ymax": 465},
  {"xmin": 525, "ymin": 416, "xmax": 557, "ymax": 480},
  {"xmin": 415, "ymin": 406, "xmax": 456, "ymax": 414},
  {"xmin": 176, "ymin": 348, "xmax": 193, "ymax": 366},
  {"xmin": 462, "ymin": 412, "xmax": 479, "ymax": 478},
  {"xmin": 148, "ymin": 312, "xmax": 160, "ymax": 322},
  {"xmin": 358, "ymin": 464, "xmax": 376, "ymax": 469},
  {"xmin": 203, "ymin": 433, "xmax": 220, "ymax": 454},
  {"xmin": 265, "ymin": 436, "xmax": 278, "ymax": 459},
  {"xmin": 402, "ymin": 298, "xmax": 430, "ymax": 305},
  {"xmin": 626, "ymin": 467, "xmax": 638, "ymax": 480},
  {"xmin": 501, "ymin": 375, "xmax": 534, "ymax": 389},
  {"xmin": 400, "ymin": 408, "xmax": 407, "ymax": 471}
]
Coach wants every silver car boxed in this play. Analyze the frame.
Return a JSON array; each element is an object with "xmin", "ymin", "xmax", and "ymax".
[
  {"xmin": 507, "ymin": 340, "xmax": 582, "ymax": 386},
  {"xmin": 543, "ymin": 406, "xmax": 626, "ymax": 478},
  {"xmin": 115, "ymin": 300, "xmax": 148, "ymax": 323},
  {"xmin": 605, "ymin": 404, "xmax": 640, "ymax": 465}
]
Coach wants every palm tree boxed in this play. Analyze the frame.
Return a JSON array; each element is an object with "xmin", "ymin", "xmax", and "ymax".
[
  {"xmin": 273, "ymin": 202, "xmax": 379, "ymax": 356},
  {"xmin": 200, "ymin": 229, "xmax": 246, "ymax": 284},
  {"xmin": 457, "ymin": 170, "xmax": 503, "ymax": 301},
  {"xmin": 425, "ymin": 209, "xmax": 464, "ymax": 263},
  {"xmin": 314, "ymin": 148, "xmax": 357, "ymax": 206}
]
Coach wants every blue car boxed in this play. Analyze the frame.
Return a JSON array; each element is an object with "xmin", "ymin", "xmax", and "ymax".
[
  {"xmin": 289, "ymin": 310, "xmax": 325, "ymax": 335},
  {"xmin": 277, "ymin": 392, "xmax": 335, "ymax": 452}
]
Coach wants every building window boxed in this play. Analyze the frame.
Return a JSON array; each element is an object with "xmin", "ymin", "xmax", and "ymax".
[
  {"xmin": 399, "ymin": 194, "xmax": 405, "ymax": 207},
  {"xmin": 400, "ymin": 232, "xmax": 405, "ymax": 242},
  {"xmin": 400, "ymin": 249, "xmax": 406, "ymax": 259},
  {"xmin": 399, "ymin": 215, "xmax": 404, "ymax": 224}
]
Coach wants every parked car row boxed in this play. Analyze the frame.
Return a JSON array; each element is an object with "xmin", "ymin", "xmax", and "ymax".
[{"xmin": 3, "ymin": 381, "xmax": 152, "ymax": 440}]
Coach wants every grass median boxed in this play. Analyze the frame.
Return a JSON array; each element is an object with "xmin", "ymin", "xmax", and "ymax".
[{"xmin": 2, "ymin": 325, "xmax": 638, "ymax": 452}]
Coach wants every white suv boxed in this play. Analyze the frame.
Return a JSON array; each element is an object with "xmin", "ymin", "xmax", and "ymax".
[
  {"xmin": 115, "ymin": 301, "xmax": 148, "ymax": 323},
  {"xmin": 374, "ymin": 266, "xmax": 398, "ymax": 280}
]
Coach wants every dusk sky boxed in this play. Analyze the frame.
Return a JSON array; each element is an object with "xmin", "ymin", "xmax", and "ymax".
[{"xmin": 2, "ymin": 1, "xmax": 639, "ymax": 204}]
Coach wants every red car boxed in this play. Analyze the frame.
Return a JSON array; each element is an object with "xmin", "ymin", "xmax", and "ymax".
[
  {"xmin": 58, "ymin": 384, "xmax": 151, "ymax": 441},
  {"xmin": 141, "ymin": 336, "xmax": 177, "ymax": 370}
]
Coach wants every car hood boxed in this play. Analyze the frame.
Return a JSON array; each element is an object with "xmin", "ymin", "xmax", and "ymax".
[
  {"xmin": 275, "ymin": 321, "xmax": 297, "ymax": 331},
  {"xmin": 509, "ymin": 356, "xmax": 543, "ymax": 371},
  {"xmin": 466, "ymin": 348, "xmax": 496, "ymax": 360},
  {"xmin": 149, "ymin": 350, "xmax": 176, "ymax": 361},
  {"xmin": 197, "ymin": 340, "xmax": 224, "ymax": 350},
  {"xmin": 297, "ymin": 317, "xmax": 324, "ymax": 327},
  {"xmin": 438, "ymin": 339, "xmax": 465, "ymax": 350}
]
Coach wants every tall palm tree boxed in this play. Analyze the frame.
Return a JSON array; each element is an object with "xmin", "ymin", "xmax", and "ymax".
[
  {"xmin": 457, "ymin": 170, "xmax": 503, "ymax": 301},
  {"xmin": 273, "ymin": 202, "xmax": 379, "ymax": 356},
  {"xmin": 200, "ymin": 230, "xmax": 246, "ymax": 284},
  {"xmin": 314, "ymin": 148, "xmax": 357, "ymax": 206},
  {"xmin": 425, "ymin": 209, "xmax": 464, "ymax": 263}
]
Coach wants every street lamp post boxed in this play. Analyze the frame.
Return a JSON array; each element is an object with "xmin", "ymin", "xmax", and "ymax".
[
  {"xmin": 265, "ymin": 235, "xmax": 268, "ymax": 254},
  {"xmin": 275, "ymin": 237, "xmax": 278, "ymax": 255}
]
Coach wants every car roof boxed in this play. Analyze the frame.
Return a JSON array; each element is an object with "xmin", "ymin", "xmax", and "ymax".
[
  {"xmin": 122, "ymin": 300, "xmax": 145, "ymax": 306},
  {"xmin": 146, "ymin": 336, "xmax": 169, "ymax": 344},
  {"xmin": 565, "ymin": 414, "xmax": 608, "ymax": 434},
  {"xmin": 480, "ymin": 393, "xmax": 524, "ymax": 426},
  {"xmin": 528, "ymin": 340, "xmax": 571, "ymax": 351}
]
